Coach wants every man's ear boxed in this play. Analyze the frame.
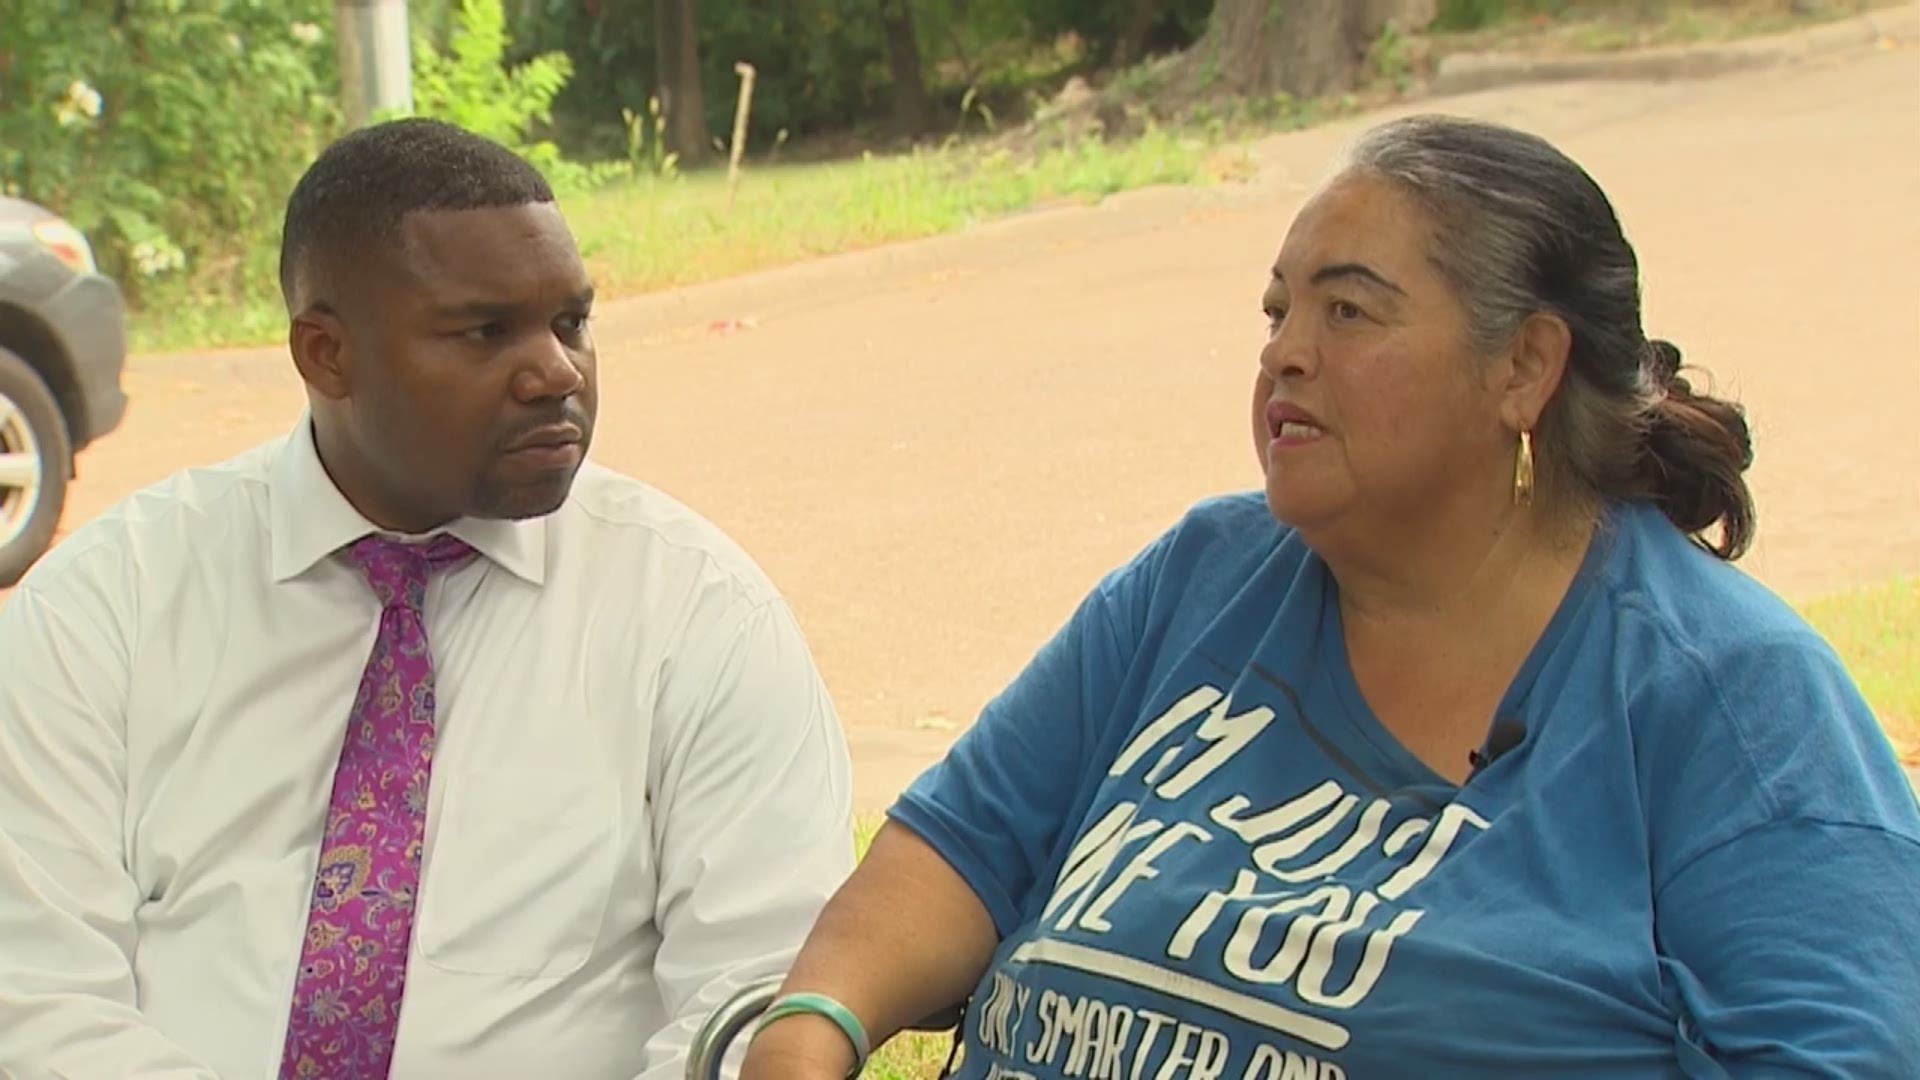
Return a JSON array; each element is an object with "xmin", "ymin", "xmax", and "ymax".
[
  {"xmin": 1501, "ymin": 311, "xmax": 1572, "ymax": 433},
  {"xmin": 290, "ymin": 304, "xmax": 350, "ymax": 402}
]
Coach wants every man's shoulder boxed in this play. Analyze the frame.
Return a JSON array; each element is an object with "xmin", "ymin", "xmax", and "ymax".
[
  {"xmin": 23, "ymin": 438, "xmax": 281, "ymax": 589},
  {"xmin": 556, "ymin": 462, "xmax": 784, "ymax": 606}
]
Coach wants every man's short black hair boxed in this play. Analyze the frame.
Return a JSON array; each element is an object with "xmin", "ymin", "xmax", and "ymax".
[{"xmin": 278, "ymin": 117, "xmax": 556, "ymax": 308}]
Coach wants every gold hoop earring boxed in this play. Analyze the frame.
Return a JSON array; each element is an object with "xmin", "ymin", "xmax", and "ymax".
[{"xmin": 1513, "ymin": 429, "xmax": 1536, "ymax": 509}]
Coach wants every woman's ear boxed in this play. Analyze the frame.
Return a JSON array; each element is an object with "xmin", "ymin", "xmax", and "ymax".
[{"xmin": 1502, "ymin": 311, "xmax": 1572, "ymax": 432}]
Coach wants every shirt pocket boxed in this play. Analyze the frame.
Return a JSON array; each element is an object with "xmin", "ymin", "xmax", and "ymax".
[{"xmin": 415, "ymin": 766, "xmax": 619, "ymax": 978}]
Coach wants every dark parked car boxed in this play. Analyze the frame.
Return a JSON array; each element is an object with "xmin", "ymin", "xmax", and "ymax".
[{"xmin": 0, "ymin": 197, "xmax": 128, "ymax": 587}]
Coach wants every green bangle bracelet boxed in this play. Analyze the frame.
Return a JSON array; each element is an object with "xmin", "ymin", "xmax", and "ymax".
[{"xmin": 755, "ymin": 992, "xmax": 872, "ymax": 1077}]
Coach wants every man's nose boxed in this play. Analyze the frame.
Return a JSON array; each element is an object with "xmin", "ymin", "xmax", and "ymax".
[{"xmin": 513, "ymin": 336, "xmax": 587, "ymax": 402}]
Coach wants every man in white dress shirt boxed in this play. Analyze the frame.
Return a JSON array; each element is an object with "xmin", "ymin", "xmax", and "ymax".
[{"xmin": 0, "ymin": 119, "xmax": 855, "ymax": 1079}]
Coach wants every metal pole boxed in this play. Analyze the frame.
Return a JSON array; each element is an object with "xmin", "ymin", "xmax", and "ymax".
[
  {"xmin": 685, "ymin": 975, "xmax": 784, "ymax": 1080},
  {"xmin": 726, "ymin": 62, "xmax": 757, "ymax": 210},
  {"xmin": 335, "ymin": 0, "xmax": 413, "ymax": 129}
]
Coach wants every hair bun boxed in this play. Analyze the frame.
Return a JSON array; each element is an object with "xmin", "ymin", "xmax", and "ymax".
[{"xmin": 1647, "ymin": 339, "xmax": 1683, "ymax": 386}]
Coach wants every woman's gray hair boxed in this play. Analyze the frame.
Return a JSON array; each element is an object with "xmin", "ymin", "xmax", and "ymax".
[{"xmin": 1340, "ymin": 114, "xmax": 1755, "ymax": 559}]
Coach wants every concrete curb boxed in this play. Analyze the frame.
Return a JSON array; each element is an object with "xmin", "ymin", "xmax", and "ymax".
[{"xmin": 1432, "ymin": 4, "xmax": 1919, "ymax": 96}]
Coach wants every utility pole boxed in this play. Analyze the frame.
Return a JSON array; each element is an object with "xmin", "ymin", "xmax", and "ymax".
[{"xmin": 335, "ymin": 0, "xmax": 413, "ymax": 128}]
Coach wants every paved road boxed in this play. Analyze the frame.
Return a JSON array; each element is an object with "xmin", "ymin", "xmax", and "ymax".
[{"xmin": 22, "ymin": 45, "xmax": 1920, "ymax": 810}]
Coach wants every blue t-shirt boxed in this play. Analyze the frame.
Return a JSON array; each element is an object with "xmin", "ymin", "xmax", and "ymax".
[{"xmin": 892, "ymin": 495, "xmax": 1920, "ymax": 1079}]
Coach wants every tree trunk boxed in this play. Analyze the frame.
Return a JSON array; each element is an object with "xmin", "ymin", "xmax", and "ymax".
[
  {"xmin": 652, "ymin": 0, "xmax": 710, "ymax": 164},
  {"xmin": 877, "ymin": 0, "xmax": 931, "ymax": 134},
  {"xmin": 1197, "ymin": 0, "xmax": 1366, "ymax": 99},
  {"xmin": 1193, "ymin": 0, "xmax": 1438, "ymax": 98},
  {"xmin": 1111, "ymin": 0, "xmax": 1165, "ymax": 67}
]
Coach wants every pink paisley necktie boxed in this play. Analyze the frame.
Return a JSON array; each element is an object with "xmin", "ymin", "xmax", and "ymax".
[{"xmin": 278, "ymin": 533, "xmax": 475, "ymax": 1080}]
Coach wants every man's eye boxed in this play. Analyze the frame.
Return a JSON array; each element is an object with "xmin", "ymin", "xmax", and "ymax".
[
  {"xmin": 557, "ymin": 313, "xmax": 591, "ymax": 336},
  {"xmin": 1330, "ymin": 300, "xmax": 1365, "ymax": 323},
  {"xmin": 463, "ymin": 322, "xmax": 507, "ymax": 342}
]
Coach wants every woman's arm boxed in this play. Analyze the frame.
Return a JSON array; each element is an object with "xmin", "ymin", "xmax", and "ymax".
[
  {"xmin": 1657, "ymin": 818, "xmax": 1920, "ymax": 1075},
  {"xmin": 737, "ymin": 519, "xmax": 1185, "ymax": 1078},
  {"xmin": 740, "ymin": 822, "xmax": 998, "ymax": 1080},
  {"xmin": 1642, "ymin": 633, "xmax": 1920, "ymax": 1074}
]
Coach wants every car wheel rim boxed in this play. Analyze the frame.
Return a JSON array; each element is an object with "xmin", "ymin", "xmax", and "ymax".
[{"xmin": 0, "ymin": 390, "xmax": 45, "ymax": 549}]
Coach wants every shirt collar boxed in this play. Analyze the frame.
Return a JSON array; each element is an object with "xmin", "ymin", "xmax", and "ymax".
[{"xmin": 268, "ymin": 415, "xmax": 548, "ymax": 586}]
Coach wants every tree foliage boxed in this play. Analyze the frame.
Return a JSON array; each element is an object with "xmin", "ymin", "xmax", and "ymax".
[
  {"xmin": 507, "ymin": 0, "xmax": 1214, "ymax": 155},
  {"xmin": 0, "ymin": 0, "xmax": 1431, "ymax": 316},
  {"xmin": 412, "ymin": 0, "xmax": 585, "ymax": 180},
  {"xmin": 0, "ymin": 0, "xmax": 338, "ymax": 297}
]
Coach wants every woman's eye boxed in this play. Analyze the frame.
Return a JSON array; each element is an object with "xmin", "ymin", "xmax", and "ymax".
[{"xmin": 1330, "ymin": 299, "xmax": 1365, "ymax": 323}]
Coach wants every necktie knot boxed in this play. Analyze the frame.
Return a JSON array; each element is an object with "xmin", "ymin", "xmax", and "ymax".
[{"xmin": 349, "ymin": 534, "xmax": 476, "ymax": 611}]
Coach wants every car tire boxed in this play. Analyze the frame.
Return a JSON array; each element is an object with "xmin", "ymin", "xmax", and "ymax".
[{"xmin": 0, "ymin": 345, "xmax": 71, "ymax": 588}]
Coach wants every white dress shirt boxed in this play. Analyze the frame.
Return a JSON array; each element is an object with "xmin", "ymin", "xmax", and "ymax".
[{"xmin": 0, "ymin": 419, "xmax": 856, "ymax": 1079}]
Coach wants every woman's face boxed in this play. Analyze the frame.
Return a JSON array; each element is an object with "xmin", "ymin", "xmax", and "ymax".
[{"xmin": 1250, "ymin": 172, "xmax": 1514, "ymax": 543}]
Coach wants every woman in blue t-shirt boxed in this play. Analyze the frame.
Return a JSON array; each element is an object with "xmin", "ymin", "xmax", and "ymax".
[{"xmin": 739, "ymin": 115, "xmax": 1920, "ymax": 1079}]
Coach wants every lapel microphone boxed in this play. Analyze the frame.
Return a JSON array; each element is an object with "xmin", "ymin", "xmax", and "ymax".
[{"xmin": 1467, "ymin": 719, "xmax": 1527, "ymax": 779}]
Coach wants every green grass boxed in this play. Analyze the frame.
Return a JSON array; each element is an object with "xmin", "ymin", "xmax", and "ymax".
[
  {"xmin": 864, "ymin": 1008, "xmax": 959, "ymax": 1078},
  {"xmin": 129, "ymin": 273, "xmax": 291, "ymax": 357},
  {"xmin": 1800, "ymin": 576, "xmax": 1919, "ymax": 763},
  {"xmin": 568, "ymin": 126, "xmax": 1207, "ymax": 298},
  {"xmin": 127, "ymin": 128, "xmax": 1213, "ymax": 356}
]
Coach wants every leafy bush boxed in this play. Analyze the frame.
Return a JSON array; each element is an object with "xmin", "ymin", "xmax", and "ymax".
[
  {"xmin": 412, "ymin": 0, "xmax": 575, "ymax": 179},
  {"xmin": 0, "ymin": 0, "xmax": 339, "ymax": 307}
]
